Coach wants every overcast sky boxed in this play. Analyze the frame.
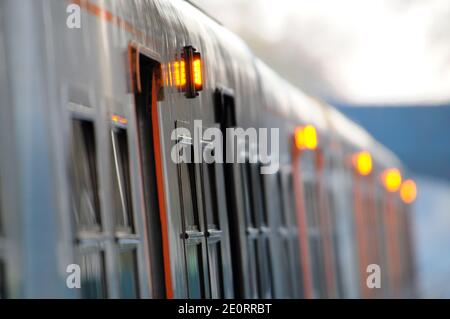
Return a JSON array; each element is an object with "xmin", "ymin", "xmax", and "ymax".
[{"xmin": 193, "ymin": 0, "xmax": 450, "ymax": 105}]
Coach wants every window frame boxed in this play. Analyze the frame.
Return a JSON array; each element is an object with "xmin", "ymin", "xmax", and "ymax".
[
  {"xmin": 68, "ymin": 105, "xmax": 108, "ymax": 299},
  {"xmin": 239, "ymin": 155, "xmax": 274, "ymax": 299}
]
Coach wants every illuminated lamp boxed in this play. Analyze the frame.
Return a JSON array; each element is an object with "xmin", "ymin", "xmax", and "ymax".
[
  {"xmin": 382, "ymin": 168, "xmax": 402, "ymax": 192},
  {"xmin": 400, "ymin": 179, "xmax": 417, "ymax": 204},
  {"xmin": 294, "ymin": 125, "xmax": 318, "ymax": 150},
  {"xmin": 352, "ymin": 151, "xmax": 373, "ymax": 176},
  {"xmin": 166, "ymin": 46, "xmax": 203, "ymax": 99}
]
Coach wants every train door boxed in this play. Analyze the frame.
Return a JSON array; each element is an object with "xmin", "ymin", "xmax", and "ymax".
[
  {"xmin": 384, "ymin": 194, "xmax": 402, "ymax": 297},
  {"xmin": 301, "ymin": 151, "xmax": 328, "ymax": 298},
  {"xmin": 243, "ymin": 160, "xmax": 274, "ymax": 299},
  {"xmin": 316, "ymin": 150, "xmax": 338, "ymax": 299},
  {"xmin": 274, "ymin": 168, "xmax": 304, "ymax": 298},
  {"xmin": 198, "ymin": 129, "xmax": 234, "ymax": 298},
  {"xmin": 331, "ymin": 150, "xmax": 360, "ymax": 299},
  {"xmin": 129, "ymin": 47, "xmax": 166, "ymax": 298},
  {"xmin": 352, "ymin": 169, "xmax": 368, "ymax": 298},
  {"xmin": 214, "ymin": 88, "xmax": 275, "ymax": 298},
  {"xmin": 173, "ymin": 121, "xmax": 234, "ymax": 299},
  {"xmin": 352, "ymin": 164, "xmax": 378, "ymax": 298},
  {"xmin": 213, "ymin": 88, "xmax": 247, "ymax": 297},
  {"xmin": 324, "ymin": 153, "xmax": 344, "ymax": 298},
  {"xmin": 375, "ymin": 183, "xmax": 389, "ymax": 297}
]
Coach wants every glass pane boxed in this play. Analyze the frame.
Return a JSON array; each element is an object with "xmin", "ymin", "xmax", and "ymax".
[
  {"xmin": 70, "ymin": 119, "xmax": 101, "ymax": 231},
  {"xmin": 118, "ymin": 247, "xmax": 140, "ymax": 298},
  {"xmin": 256, "ymin": 165, "xmax": 269, "ymax": 226},
  {"xmin": 111, "ymin": 128, "xmax": 134, "ymax": 232},
  {"xmin": 179, "ymin": 160, "xmax": 199, "ymax": 229},
  {"xmin": 246, "ymin": 163, "xmax": 266, "ymax": 227},
  {"xmin": 241, "ymin": 164, "xmax": 255, "ymax": 227},
  {"xmin": 0, "ymin": 260, "xmax": 6, "ymax": 299},
  {"xmin": 185, "ymin": 243, "xmax": 204, "ymax": 298},
  {"xmin": 79, "ymin": 248, "xmax": 107, "ymax": 299},
  {"xmin": 256, "ymin": 237, "xmax": 273, "ymax": 298},
  {"xmin": 202, "ymin": 163, "xmax": 219, "ymax": 228},
  {"xmin": 287, "ymin": 175, "xmax": 299, "ymax": 226},
  {"xmin": 286, "ymin": 174, "xmax": 304, "ymax": 298},
  {"xmin": 207, "ymin": 243, "xmax": 223, "ymax": 298},
  {"xmin": 247, "ymin": 239, "xmax": 259, "ymax": 298},
  {"xmin": 281, "ymin": 239, "xmax": 293, "ymax": 296},
  {"xmin": 310, "ymin": 237, "xmax": 326, "ymax": 298},
  {"xmin": 0, "ymin": 177, "xmax": 3, "ymax": 236},
  {"xmin": 276, "ymin": 174, "xmax": 288, "ymax": 227},
  {"xmin": 304, "ymin": 181, "xmax": 318, "ymax": 229}
]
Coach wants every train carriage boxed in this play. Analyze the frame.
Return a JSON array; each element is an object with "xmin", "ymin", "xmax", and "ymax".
[{"xmin": 0, "ymin": 0, "xmax": 415, "ymax": 298}]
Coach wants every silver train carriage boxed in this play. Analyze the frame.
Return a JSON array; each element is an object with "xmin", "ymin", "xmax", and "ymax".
[{"xmin": 0, "ymin": 0, "xmax": 415, "ymax": 298}]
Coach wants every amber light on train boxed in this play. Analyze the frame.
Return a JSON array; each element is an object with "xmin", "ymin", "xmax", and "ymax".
[
  {"xmin": 382, "ymin": 168, "xmax": 402, "ymax": 192},
  {"xmin": 172, "ymin": 60, "xmax": 187, "ymax": 87},
  {"xmin": 400, "ymin": 179, "xmax": 417, "ymax": 204},
  {"xmin": 294, "ymin": 124, "xmax": 318, "ymax": 150},
  {"xmin": 163, "ymin": 46, "xmax": 203, "ymax": 99},
  {"xmin": 353, "ymin": 151, "xmax": 373, "ymax": 176}
]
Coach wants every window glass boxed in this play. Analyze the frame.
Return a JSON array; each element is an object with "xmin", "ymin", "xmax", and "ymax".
[
  {"xmin": 241, "ymin": 162, "xmax": 273, "ymax": 298},
  {"xmin": 202, "ymin": 163, "xmax": 219, "ymax": 228},
  {"xmin": 276, "ymin": 173, "xmax": 295, "ymax": 297},
  {"xmin": 178, "ymin": 157, "xmax": 207, "ymax": 298},
  {"xmin": 242, "ymin": 163, "xmax": 257, "ymax": 227},
  {"xmin": 179, "ymin": 160, "xmax": 200, "ymax": 230},
  {"xmin": 185, "ymin": 243, "xmax": 204, "ymax": 298},
  {"xmin": 70, "ymin": 119, "xmax": 101, "ymax": 231},
  {"xmin": 247, "ymin": 240, "xmax": 260, "ymax": 298},
  {"xmin": 303, "ymin": 177, "xmax": 327, "ymax": 298},
  {"xmin": 79, "ymin": 248, "xmax": 107, "ymax": 299},
  {"xmin": 118, "ymin": 247, "xmax": 140, "ymax": 298},
  {"xmin": 0, "ymin": 179, "xmax": 3, "ymax": 236},
  {"xmin": 111, "ymin": 127, "xmax": 134, "ymax": 232},
  {"xmin": 287, "ymin": 174, "xmax": 304, "ymax": 298},
  {"xmin": 240, "ymin": 163, "xmax": 259, "ymax": 298},
  {"xmin": 201, "ymin": 160, "xmax": 225, "ymax": 298},
  {"xmin": 207, "ymin": 243, "xmax": 223, "ymax": 298},
  {"xmin": 0, "ymin": 260, "xmax": 5, "ymax": 299}
]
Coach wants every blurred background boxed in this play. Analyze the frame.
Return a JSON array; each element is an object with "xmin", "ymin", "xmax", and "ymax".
[{"xmin": 193, "ymin": 0, "xmax": 450, "ymax": 298}]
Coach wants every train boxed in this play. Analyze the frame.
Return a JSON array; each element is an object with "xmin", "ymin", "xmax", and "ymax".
[{"xmin": 0, "ymin": 0, "xmax": 416, "ymax": 298}]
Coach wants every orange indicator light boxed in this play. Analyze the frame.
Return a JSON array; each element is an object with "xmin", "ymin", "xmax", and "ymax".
[
  {"xmin": 382, "ymin": 168, "xmax": 402, "ymax": 192},
  {"xmin": 353, "ymin": 151, "xmax": 373, "ymax": 176},
  {"xmin": 400, "ymin": 179, "xmax": 417, "ymax": 204},
  {"xmin": 295, "ymin": 125, "xmax": 318, "ymax": 150}
]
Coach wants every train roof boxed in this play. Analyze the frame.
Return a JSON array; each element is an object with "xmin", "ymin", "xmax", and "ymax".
[{"xmin": 67, "ymin": 0, "xmax": 403, "ymax": 169}]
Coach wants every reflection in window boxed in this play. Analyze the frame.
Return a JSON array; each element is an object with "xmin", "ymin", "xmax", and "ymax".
[
  {"xmin": 118, "ymin": 247, "xmax": 140, "ymax": 298},
  {"xmin": 70, "ymin": 119, "xmax": 101, "ymax": 231},
  {"xmin": 207, "ymin": 243, "xmax": 223, "ymax": 298},
  {"xmin": 79, "ymin": 248, "xmax": 107, "ymax": 299},
  {"xmin": 185, "ymin": 244, "xmax": 204, "ymax": 298},
  {"xmin": 111, "ymin": 127, "xmax": 134, "ymax": 232}
]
